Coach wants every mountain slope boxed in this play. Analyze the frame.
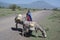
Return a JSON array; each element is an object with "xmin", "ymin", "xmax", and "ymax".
[
  {"xmin": 19, "ymin": 1, "xmax": 56, "ymax": 9},
  {"xmin": 0, "ymin": 1, "xmax": 56, "ymax": 9}
]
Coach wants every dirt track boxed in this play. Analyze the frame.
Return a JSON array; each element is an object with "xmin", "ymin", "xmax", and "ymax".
[{"xmin": 0, "ymin": 10, "xmax": 52, "ymax": 40}]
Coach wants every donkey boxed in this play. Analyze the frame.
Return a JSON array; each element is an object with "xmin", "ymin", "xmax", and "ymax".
[
  {"xmin": 15, "ymin": 14, "xmax": 25, "ymax": 29},
  {"xmin": 22, "ymin": 21, "xmax": 47, "ymax": 38}
]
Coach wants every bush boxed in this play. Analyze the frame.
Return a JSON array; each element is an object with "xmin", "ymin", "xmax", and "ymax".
[
  {"xmin": 44, "ymin": 8, "xmax": 46, "ymax": 10},
  {"xmin": 0, "ymin": 6, "xmax": 5, "ymax": 8},
  {"xmin": 9, "ymin": 4, "xmax": 17, "ymax": 11},
  {"xmin": 52, "ymin": 8, "xmax": 58, "ymax": 11},
  {"xmin": 17, "ymin": 6, "xmax": 21, "ymax": 10}
]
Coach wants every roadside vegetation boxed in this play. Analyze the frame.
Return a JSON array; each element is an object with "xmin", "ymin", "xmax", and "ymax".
[
  {"xmin": 0, "ymin": 8, "xmax": 27, "ymax": 17},
  {"xmin": 0, "ymin": 4, "xmax": 26, "ymax": 17},
  {"xmin": 30, "ymin": 10, "xmax": 60, "ymax": 40},
  {"xmin": 0, "ymin": 8, "xmax": 37, "ymax": 17},
  {"xmin": 0, "ymin": 4, "xmax": 39, "ymax": 17},
  {"xmin": 46, "ymin": 10, "xmax": 60, "ymax": 40}
]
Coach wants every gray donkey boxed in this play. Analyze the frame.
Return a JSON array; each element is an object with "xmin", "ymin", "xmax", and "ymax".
[{"xmin": 22, "ymin": 21, "xmax": 47, "ymax": 38}]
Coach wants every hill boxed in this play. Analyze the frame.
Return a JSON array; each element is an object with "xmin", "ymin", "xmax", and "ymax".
[{"xmin": 0, "ymin": 1, "xmax": 56, "ymax": 9}]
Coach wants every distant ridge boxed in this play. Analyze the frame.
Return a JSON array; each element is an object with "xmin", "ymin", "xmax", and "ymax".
[
  {"xmin": 18, "ymin": 1, "xmax": 56, "ymax": 9},
  {"xmin": 0, "ymin": 1, "xmax": 57, "ymax": 9}
]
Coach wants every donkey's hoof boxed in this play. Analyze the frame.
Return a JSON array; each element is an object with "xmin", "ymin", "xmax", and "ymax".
[{"xmin": 43, "ymin": 35, "xmax": 47, "ymax": 38}]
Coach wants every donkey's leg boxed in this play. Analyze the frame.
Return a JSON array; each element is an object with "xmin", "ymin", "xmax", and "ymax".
[
  {"xmin": 16, "ymin": 23, "xmax": 18, "ymax": 29},
  {"xmin": 36, "ymin": 24, "xmax": 47, "ymax": 38},
  {"xmin": 41, "ymin": 30, "xmax": 47, "ymax": 38},
  {"xmin": 22, "ymin": 29, "xmax": 24, "ymax": 36},
  {"xmin": 22, "ymin": 25, "xmax": 25, "ymax": 36},
  {"xmin": 38, "ymin": 27, "xmax": 47, "ymax": 38},
  {"xmin": 35, "ymin": 27, "xmax": 38, "ymax": 37}
]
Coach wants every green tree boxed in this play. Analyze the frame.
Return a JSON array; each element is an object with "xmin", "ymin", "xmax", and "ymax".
[
  {"xmin": 17, "ymin": 6, "xmax": 21, "ymax": 10},
  {"xmin": 9, "ymin": 4, "xmax": 17, "ymax": 11},
  {"xmin": 52, "ymin": 8, "xmax": 58, "ymax": 11},
  {"xmin": 0, "ymin": 6, "xmax": 5, "ymax": 8},
  {"xmin": 24, "ymin": 8, "xmax": 27, "ymax": 10},
  {"xmin": 0, "ymin": 6, "xmax": 1, "ymax": 8},
  {"xmin": 33, "ymin": 9, "xmax": 36, "ymax": 11},
  {"xmin": 44, "ymin": 8, "xmax": 46, "ymax": 10}
]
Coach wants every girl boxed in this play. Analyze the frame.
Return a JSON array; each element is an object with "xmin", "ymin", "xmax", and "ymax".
[{"xmin": 26, "ymin": 10, "xmax": 32, "ymax": 21}]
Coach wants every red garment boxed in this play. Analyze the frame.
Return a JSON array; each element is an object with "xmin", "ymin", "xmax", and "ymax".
[{"xmin": 26, "ymin": 16, "xmax": 30, "ymax": 21}]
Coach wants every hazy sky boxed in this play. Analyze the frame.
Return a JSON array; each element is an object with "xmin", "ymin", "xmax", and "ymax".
[{"xmin": 0, "ymin": 0, "xmax": 60, "ymax": 7}]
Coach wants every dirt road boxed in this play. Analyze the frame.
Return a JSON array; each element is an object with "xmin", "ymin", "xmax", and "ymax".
[{"xmin": 0, "ymin": 10, "xmax": 52, "ymax": 40}]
